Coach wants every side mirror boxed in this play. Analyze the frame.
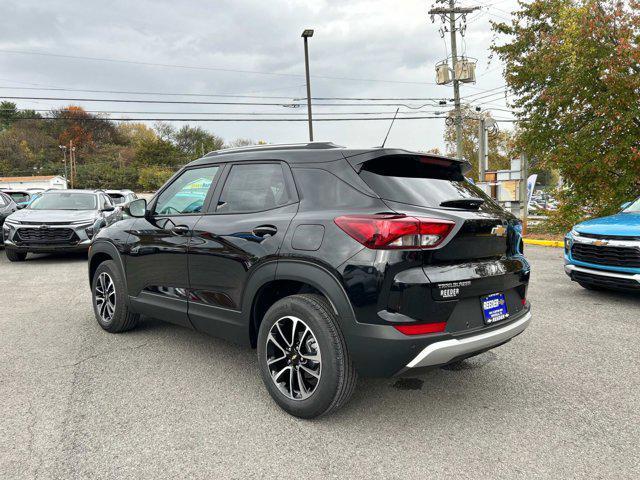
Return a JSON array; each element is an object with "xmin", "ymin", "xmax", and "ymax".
[
  {"xmin": 125, "ymin": 198, "xmax": 147, "ymax": 218},
  {"xmin": 16, "ymin": 204, "xmax": 26, "ymax": 210},
  {"xmin": 102, "ymin": 205, "xmax": 115, "ymax": 212},
  {"xmin": 620, "ymin": 201, "xmax": 632, "ymax": 211}
]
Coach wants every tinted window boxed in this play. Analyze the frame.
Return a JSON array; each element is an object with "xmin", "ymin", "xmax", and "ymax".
[
  {"xmin": 293, "ymin": 168, "xmax": 375, "ymax": 209},
  {"xmin": 155, "ymin": 166, "xmax": 219, "ymax": 215},
  {"xmin": 108, "ymin": 193, "xmax": 126, "ymax": 204},
  {"xmin": 30, "ymin": 192, "xmax": 97, "ymax": 210},
  {"xmin": 359, "ymin": 155, "xmax": 500, "ymax": 211},
  {"xmin": 7, "ymin": 192, "xmax": 29, "ymax": 203},
  {"xmin": 217, "ymin": 163, "xmax": 292, "ymax": 213}
]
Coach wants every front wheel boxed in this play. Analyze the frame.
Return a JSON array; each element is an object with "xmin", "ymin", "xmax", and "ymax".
[
  {"xmin": 257, "ymin": 294, "xmax": 357, "ymax": 419},
  {"xmin": 91, "ymin": 260, "xmax": 139, "ymax": 333}
]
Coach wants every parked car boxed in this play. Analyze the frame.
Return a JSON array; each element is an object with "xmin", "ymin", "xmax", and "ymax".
[
  {"xmin": 2, "ymin": 189, "xmax": 34, "ymax": 208},
  {"xmin": 3, "ymin": 189, "xmax": 118, "ymax": 261},
  {"xmin": 565, "ymin": 198, "xmax": 640, "ymax": 291},
  {"xmin": 105, "ymin": 189, "xmax": 137, "ymax": 206},
  {"xmin": 87, "ymin": 142, "xmax": 532, "ymax": 418},
  {"xmin": 0, "ymin": 192, "xmax": 19, "ymax": 244}
]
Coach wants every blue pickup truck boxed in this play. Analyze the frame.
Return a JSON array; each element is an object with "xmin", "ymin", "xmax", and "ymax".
[{"xmin": 564, "ymin": 198, "xmax": 640, "ymax": 291}]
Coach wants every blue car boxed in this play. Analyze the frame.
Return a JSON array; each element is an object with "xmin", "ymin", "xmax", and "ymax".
[{"xmin": 564, "ymin": 199, "xmax": 640, "ymax": 291}]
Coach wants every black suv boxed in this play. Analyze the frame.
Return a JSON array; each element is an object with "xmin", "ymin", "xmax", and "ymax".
[{"xmin": 88, "ymin": 143, "xmax": 531, "ymax": 418}]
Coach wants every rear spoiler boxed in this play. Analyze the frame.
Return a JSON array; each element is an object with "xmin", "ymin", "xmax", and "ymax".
[{"xmin": 342, "ymin": 148, "xmax": 472, "ymax": 175}]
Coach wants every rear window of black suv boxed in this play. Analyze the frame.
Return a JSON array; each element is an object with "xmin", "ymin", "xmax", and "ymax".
[{"xmin": 358, "ymin": 155, "xmax": 500, "ymax": 212}]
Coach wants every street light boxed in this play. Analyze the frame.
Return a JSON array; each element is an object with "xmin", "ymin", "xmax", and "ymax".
[{"xmin": 301, "ymin": 28, "xmax": 314, "ymax": 141}]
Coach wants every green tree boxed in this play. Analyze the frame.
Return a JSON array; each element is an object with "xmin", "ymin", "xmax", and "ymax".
[
  {"xmin": 138, "ymin": 166, "xmax": 175, "ymax": 191},
  {"xmin": 492, "ymin": 0, "xmax": 640, "ymax": 230},
  {"xmin": 134, "ymin": 137, "xmax": 185, "ymax": 167},
  {"xmin": 173, "ymin": 125, "xmax": 224, "ymax": 157}
]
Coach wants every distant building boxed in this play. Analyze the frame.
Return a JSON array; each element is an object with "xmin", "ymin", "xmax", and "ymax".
[{"xmin": 0, "ymin": 175, "xmax": 68, "ymax": 190}]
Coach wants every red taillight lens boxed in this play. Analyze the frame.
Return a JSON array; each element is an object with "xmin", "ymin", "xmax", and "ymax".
[
  {"xmin": 334, "ymin": 214, "xmax": 454, "ymax": 250},
  {"xmin": 393, "ymin": 322, "xmax": 447, "ymax": 335}
]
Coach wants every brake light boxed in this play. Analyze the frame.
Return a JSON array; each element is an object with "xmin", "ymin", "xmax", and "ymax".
[
  {"xmin": 334, "ymin": 214, "xmax": 454, "ymax": 250},
  {"xmin": 393, "ymin": 322, "xmax": 447, "ymax": 335}
]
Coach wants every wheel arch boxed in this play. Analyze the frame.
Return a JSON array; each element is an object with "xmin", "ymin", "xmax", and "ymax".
[
  {"xmin": 244, "ymin": 259, "xmax": 356, "ymax": 348},
  {"xmin": 88, "ymin": 240, "xmax": 127, "ymax": 292}
]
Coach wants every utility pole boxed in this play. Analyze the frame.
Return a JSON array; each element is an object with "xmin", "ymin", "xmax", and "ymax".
[
  {"xmin": 301, "ymin": 29, "xmax": 314, "ymax": 142},
  {"xmin": 520, "ymin": 152, "xmax": 529, "ymax": 234},
  {"xmin": 429, "ymin": 1, "xmax": 480, "ymax": 160},
  {"xmin": 59, "ymin": 145, "xmax": 68, "ymax": 187},
  {"xmin": 478, "ymin": 117, "xmax": 486, "ymax": 181}
]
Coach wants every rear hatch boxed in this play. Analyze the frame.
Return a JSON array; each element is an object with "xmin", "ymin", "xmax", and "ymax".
[
  {"xmin": 347, "ymin": 151, "xmax": 527, "ymax": 332},
  {"xmin": 351, "ymin": 152, "xmax": 513, "ymax": 262}
]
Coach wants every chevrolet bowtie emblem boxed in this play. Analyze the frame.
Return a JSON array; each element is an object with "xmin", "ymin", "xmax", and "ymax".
[
  {"xmin": 593, "ymin": 240, "xmax": 609, "ymax": 247},
  {"xmin": 491, "ymin": 225, "xmax": 507, "ymax": 237}
]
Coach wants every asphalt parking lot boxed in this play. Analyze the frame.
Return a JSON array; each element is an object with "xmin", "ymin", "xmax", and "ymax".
[{"xmin": 1, "ymin": 245, "xmax": 638, "ymax": 479}]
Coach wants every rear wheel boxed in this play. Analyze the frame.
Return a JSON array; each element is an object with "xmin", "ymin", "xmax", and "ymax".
[
  {"xmin": 257, "ymin": 293, "xmax": 357, "ymax": 419},
  {"xmin": 91, "ymin": 260, "xmax": 139, "ymax": 333},
  {"xmin": 5, "ymin": 248, "xmax": 27, "ymax": 262}
]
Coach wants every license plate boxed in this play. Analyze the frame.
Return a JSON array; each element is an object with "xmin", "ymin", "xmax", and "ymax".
[{"xmin": 481, "ymin": 292, "xmax": 509, "ymax": 324}]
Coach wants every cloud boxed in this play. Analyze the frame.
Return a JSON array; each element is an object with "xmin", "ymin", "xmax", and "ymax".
[{"xmin": 0, "ymin": 0, "xmax": 518, "ymax": 151}]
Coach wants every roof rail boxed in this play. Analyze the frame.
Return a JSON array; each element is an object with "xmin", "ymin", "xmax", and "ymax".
[{"xmin": 204, "ymin": 141, "xmax": 344, "ymax": 157}]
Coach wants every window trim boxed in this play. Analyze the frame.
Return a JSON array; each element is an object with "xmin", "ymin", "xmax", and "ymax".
[
  {"xmin": 150, "ymin": 164, "xmax": 223, "ymax": 218},
  {"xmin": 205, "ymin": 160, "xmax": 299, "ymax": 216}
]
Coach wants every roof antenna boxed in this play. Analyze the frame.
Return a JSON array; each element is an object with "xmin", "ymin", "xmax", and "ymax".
[{"xmin": 380, "ymin": 108, "xmax": 400, "ymax": 148}]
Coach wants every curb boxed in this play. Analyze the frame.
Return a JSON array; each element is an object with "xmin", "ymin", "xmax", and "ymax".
[{"xmin": 523, "ymin": 239, "xmax": 564, "ymax": 248}]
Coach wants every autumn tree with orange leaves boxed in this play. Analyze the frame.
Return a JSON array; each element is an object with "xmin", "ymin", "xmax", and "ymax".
[{"xmin": 492, "ymin": 0, "xmax": 640, "ymax": 231}]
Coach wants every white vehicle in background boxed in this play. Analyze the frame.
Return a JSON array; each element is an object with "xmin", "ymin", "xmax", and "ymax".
[{"xmin": 105, "ymin": 189, "xmax": 138, "ymax": 206}]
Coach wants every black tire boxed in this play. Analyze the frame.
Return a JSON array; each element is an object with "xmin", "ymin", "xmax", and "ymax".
[
  {"xmin": 91, "ymin": 260, "xmax": 139, "ymax": 333},
  {"xmin": 257, "ymin": 293, "xmax": 357, "ymax": 419},
  {"xmin": 6, "ymin": 248, "xmax": 27, "ymax": 262}
]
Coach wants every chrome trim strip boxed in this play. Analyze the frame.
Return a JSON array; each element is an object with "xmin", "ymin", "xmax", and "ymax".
[
  {"xmin": 564, "ymin": 264, "xmax": 640, "ymax": 282},
  {"xmin": 406, "ymin": 312, "xmax": 532, "ymax": 369},
  {"xmin": 572, "ymin": 233, "xmax": 640, "ymax": 248}
]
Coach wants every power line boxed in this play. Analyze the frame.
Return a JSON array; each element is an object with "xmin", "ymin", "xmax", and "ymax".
[
  {"xmin": 0, "ymin": 108, "xmax": 446, "ymax": 116},
  {"xmin": 8, "ymin": 115, "xmax": 450, "ymax": 122},
  {"xmin": 0, "ymin": 85, "xmax": 450, "ymax": 102},
  {"xmin": 0, "ymin": 95, "xmax": 450, "ymax": 109},
  {"xmin": 0, "ymin": 49, "xmax": 441, "ymax": 86}
]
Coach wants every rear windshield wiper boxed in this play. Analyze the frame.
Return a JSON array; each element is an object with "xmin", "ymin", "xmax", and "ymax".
[{"xmin": 440, "ymin": 197, "xmax": 485, "ymax": 210}]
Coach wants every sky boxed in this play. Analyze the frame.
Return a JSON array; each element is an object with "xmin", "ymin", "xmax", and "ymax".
[{"xmin": 0, "ymin": 0, "xmax": 519, "ymax": 152}]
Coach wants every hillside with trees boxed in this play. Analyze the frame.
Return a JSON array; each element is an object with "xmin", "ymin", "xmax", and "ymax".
[{"xmin": 0, "ymin": 102, "xmax": 258, "ymax": 191}]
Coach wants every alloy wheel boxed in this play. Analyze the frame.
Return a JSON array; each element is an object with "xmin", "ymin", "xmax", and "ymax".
[
  {"xmin": 265, "ymin": 316, "xmax": 322, "ymax": 400},
  {"xmin": 95, "ymin": 272, "xmax": 116, "ymax": 323}
]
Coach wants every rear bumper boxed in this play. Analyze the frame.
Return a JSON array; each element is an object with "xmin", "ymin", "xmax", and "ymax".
[{"xmin": 402, "ymin": 311, "xmax": 531, "ymax": 371}]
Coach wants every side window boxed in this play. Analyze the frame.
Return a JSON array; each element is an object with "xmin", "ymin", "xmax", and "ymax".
[
  {"xmin": 101, "ymin": 195, "xmax": 113, "ymax": 209},
  {"xmin": 0, "ymin": 195, "xmax": 6, "ymax": 206},
  {"xmin": 217, "ymin": 163, "xmax": 292, "ymax": 214},
  {"xmin": 154, "ymin": 166, "xmax": 219, "ymax": 215}
]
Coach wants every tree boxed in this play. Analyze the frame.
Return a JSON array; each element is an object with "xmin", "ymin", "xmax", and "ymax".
[
  {"xmin": 173, "ymin": 125, "xmax": 224, "ymax": 157},
  {"xmin": 117, "ymin": 123, "xmax": 157, "ymax": 149},
  {"xmin": 138, "ymin": 166, "xmax": 175, "ymax": 191},
  {"xmin": 444, "ymin": 106, "xmax": 513, "ymax": 180},
  {"xmin": 492, "ymin": 0, "xmax": 640, "ymax": 229}
]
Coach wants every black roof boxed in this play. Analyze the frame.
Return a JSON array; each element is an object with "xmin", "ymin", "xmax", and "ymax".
[{"xmin": 189, "ymin": 142, "xmax": 469, "ymax": 170}]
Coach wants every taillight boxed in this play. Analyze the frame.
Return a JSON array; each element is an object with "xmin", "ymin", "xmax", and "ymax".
[
  {"xmin": 393, "ymin": 322, "xmax": 447, "ymax": 335},
  {"xmin": 334, "ymin": 214, "xmax": 455, "ymax": 250}
]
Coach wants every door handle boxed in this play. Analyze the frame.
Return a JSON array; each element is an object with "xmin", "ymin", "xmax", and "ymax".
[
  {"xmin": 252, "ymin": 225, "xmax": 278, "ymax": 238},
  {"xmin": 171, "ymin": 225, "xmax": 191, "ymax": 236}
]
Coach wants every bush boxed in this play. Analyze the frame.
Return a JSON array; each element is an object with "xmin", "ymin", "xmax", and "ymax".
[
  {"xmin": 137, "ymin": 166, "xmax": 175, "ymax": 192},
  {"xmin": 76, "ymin": 163, "xmax": 138, "ymax": 190}
]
